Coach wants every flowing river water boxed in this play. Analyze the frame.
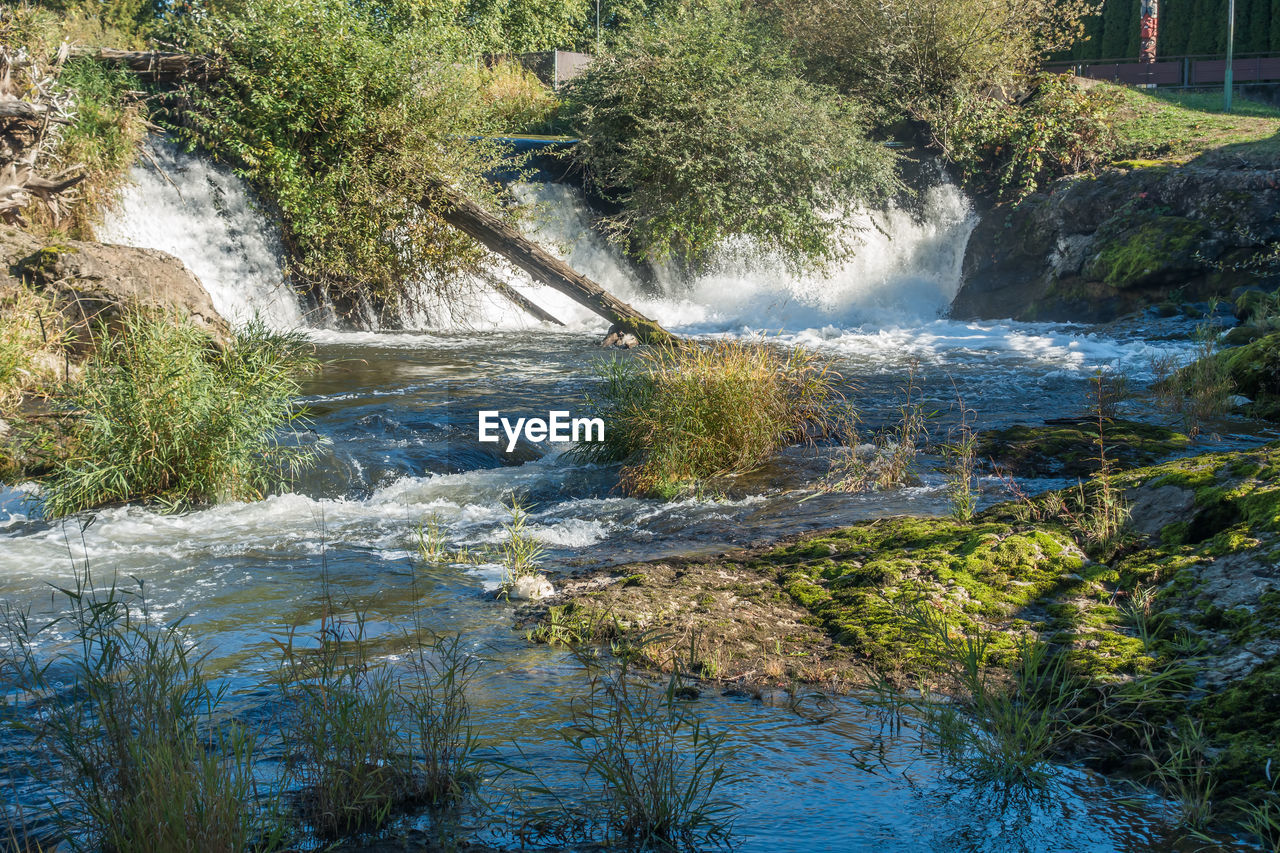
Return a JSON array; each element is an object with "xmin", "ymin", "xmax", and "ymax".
[{"xmin": 1, "ymin": 142, "xmax": 1272, "ymax": 850}]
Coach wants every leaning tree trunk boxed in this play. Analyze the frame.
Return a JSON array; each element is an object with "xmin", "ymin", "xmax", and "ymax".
[{"xmin": 424, "ymin": 178, "xmax": 675, "ymax": 345}]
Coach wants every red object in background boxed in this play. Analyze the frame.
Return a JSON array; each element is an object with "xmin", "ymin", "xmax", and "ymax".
[{"xmin": 1139, "ymin": 0, "xmax": 1160, "ymax": 63}]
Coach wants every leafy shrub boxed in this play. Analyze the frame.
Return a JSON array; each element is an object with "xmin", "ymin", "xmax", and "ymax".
[
  {"xmin": 565, "ymin": 0, "xmax": 898, "ymax": 271},
  {"xmin": 945, "ymin": 74, "xmax": 1119, "ymax": 202},
  {"xmin": 573, "ymin": 340, "xmax": 838, "ymax": 498},
  {"xmin": 40, "ymin": 313, "xmax": 316, "ymax": 516},
  {"xmin": 170, "ymin": 0, "xmax": 512, "ymax": 317},
  {"xmin": 769, "ymin": 0, "xmax": 1094, "ymax": 124}
]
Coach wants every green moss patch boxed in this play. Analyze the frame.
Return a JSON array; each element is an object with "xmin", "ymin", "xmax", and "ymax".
[
  {"xmin": 752, "ymin": 515, "xmax": 1154, "ymax": 680},
  {"xmin": 1087, "ymin": 216, "xmax": 1208, "ymax": 289}
]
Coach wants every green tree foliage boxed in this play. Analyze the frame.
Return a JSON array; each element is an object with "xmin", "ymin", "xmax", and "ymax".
[
  {"xmin": 768, "ymin": 0, "xmax": 1094, "ymax": 124},
  {"xmin": 461, "ymin": 0, "xmax": 591, "ymax": 51},
  {"xmin": 168, "ymin": 0, "xmax": 516, "ymax": 316},
  {"xmin": 945, "ymin": 74, "xmax": 1120, "ymax": 202},
  {"xmin": 564, "ymin": 0, "xmax": 898, "ymax": 271}
]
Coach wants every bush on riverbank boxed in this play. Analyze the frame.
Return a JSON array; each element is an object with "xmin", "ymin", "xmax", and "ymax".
[
  {"xmin": 573, "ymin": 340, "xmax": 838, "ymax": 498},
  {"xmin": 1, "ymin": 7, "xmax": 149, "ymax": 239},
  {"xmin": 945, "ymin": 74, "xmax": 1120, "ymax": 202},
  {"xmin": 40, "ymin": 313, "xmax": 316, "ymax": 517},
  {"xmin": 565, "ymin": 0, "xmax": 898, "ymax": 271},
  {"xmin": 168, "ymin": 0, "xmax": 520, "ymax": 318}
]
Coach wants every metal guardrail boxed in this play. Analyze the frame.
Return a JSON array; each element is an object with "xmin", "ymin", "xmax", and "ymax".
[{"xmin": 1045, "ymin": 52, "xmax": 1280, "ymax": 86}]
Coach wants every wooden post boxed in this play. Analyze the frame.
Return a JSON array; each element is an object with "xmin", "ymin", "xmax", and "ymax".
[{"xmin": 424, "ymin": 178, "xmax": 675, "ymax": 345}]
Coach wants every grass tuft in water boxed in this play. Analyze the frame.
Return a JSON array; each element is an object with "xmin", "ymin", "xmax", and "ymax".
[
  {"xmin": 40, "ymin": 313, "xmax": 318, "ymax": 517},
  {"xmin": 516, "ymin": 648, "xmax": 738, "ymax": 850},
  {"xmin": 826, "ymin": 361, "xmax": 930, "ymax": 492},
  {"xmin": 273, "ymin": 589, "xmax": 483, "ymax": 839},
  {"xmin": 876, "ymin": 604, "xmax": 1088, "ymax": 791},
  {"xmin": 0, "ymin": 564, "xmax": 281, "ymax": 853},
  {"xmin": 572, "ymin": 339, "xmax": 839, "ymax": 499}
]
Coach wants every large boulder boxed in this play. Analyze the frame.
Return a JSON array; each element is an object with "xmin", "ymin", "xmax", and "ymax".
[
  {"xmin": 1, "ymin": 226, "xmax": 229, "ymax": 350},
  {"xmin": 951, "ymin": 163, "xmax": 1280, "ymax": 322}
]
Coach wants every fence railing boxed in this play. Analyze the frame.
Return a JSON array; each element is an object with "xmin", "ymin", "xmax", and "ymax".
[{"xmin": 1045, "ymin": 51, "xmax": 1280, "ymax": 86}]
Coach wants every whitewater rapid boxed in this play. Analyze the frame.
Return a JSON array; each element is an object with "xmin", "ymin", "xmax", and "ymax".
[{"xmin": 98, "ymin": 141, "xmax": 307, "ymax": 329}]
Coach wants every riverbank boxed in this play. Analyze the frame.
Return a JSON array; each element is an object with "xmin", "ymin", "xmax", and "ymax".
[{"xmin": 520, "ymin": 438, "xmax": 1280, "ymax": 813}]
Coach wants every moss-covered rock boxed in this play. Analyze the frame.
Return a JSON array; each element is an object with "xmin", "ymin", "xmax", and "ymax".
[
  {"xmin": 1086, "ymin": 216, "xmax": 1209, "ymax": 289},
  {"xmin": 751, "ymin": 515, "xmax": 1156, "ymax": 680},
  {"xmin": 977, "ymin": 418, "xmax": 1190, "ymax": 478}
]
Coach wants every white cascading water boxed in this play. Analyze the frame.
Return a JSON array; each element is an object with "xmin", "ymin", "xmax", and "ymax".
[
  {"xmin": 98, "ymin": 136, "xmax": 980, "ymax": 338},
  {"xmin": 429, "ymin": 180, "xmax": 979, "ymax": 335},
  {"xmin": 98, "ymin": 141, "xmax": 307, "ymax": 330}
]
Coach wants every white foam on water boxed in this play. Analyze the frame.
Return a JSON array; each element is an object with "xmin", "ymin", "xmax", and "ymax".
[{"xmin": 98, "ymin": 140, "xmax": 307, "ymax": 330}]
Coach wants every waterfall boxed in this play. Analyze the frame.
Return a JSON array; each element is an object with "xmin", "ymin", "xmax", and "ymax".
[
  {"xmin": 99, "ymin": 140, "xmax": 307, "ymax": 330},
  {"xmin": 98, "ymin": 137, "xmax": 976, "ymax": 337},
  {"xmin": 427, "ymin": 178, "xmax": 979, "ymax": 335}
]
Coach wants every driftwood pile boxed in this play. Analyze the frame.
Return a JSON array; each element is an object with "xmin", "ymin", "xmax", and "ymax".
[{"xmin": 0, "ymin": 43, "xmax": 84, "ymax": 226}]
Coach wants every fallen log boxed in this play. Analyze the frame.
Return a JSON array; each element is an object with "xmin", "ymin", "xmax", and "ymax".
[
  {"xmin": 480, "ymin": 271, "xmax": 565, "ymax": 326},
  {"xmin": 0, "ymin": 101, "xmax": 60, "ymax": 122},
  {"xmin": 70, "ymin": 48, "xmax": 222, "ymax": 81},
  {"xmin": 425, "ymin": 178, "xmax": 674, "ymax": 345}
]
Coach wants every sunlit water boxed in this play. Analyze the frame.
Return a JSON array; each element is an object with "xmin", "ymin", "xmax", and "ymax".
[{"xmin": 1, "ymin": 142, "xmax": 1272, "ymax": 850}]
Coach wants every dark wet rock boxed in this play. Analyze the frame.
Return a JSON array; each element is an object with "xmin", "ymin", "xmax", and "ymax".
[
  {"xmin": 601, "ymin": 325, "xmax": 640, "ymax": 348},
  {"xmin": 952, "ymin": 164, "xmax": 1280, "ymax": 322},
  {"xmin": 977, "ymin": 418, "xmax": 1190, "ymax": 478}
]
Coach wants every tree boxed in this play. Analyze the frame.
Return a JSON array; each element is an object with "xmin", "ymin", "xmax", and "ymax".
[
  {"xmin": 767, "ymin": 0, "xmax": 1095, "ymax": 124},
  {"xmin": 564, "ymin": 0, "xmax": 898, "ymax": 272},
  {"xmin": 171, "ymin": 0, "xmax": 511, "ymax": 320}
]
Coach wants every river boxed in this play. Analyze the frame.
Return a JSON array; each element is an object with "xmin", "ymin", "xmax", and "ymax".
[{"xmin": 0, "ymin": 141, "xmax": 1266, "ymax": 851}]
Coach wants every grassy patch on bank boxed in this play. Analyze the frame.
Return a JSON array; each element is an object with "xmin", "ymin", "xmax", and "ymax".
[
  {"xmin": 1107, "ymin": 84, "xmax": 1280, "ymax": 164},
  {"xmin": 572, "ymin": 340, "xmax": 839, "ymax": 498}
]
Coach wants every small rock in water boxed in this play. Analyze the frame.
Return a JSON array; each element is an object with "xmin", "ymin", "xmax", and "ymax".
[
  {"xmin": 509, "ymin": 574, "xmax": 554, "ymax": 601},
  {"xmin": 1228, "ymin": 394, "xmax": 1254, "ymax": 408},
  {"xmin": 601, "ymin": 324, "xmax": 640, "ymax": 348}
]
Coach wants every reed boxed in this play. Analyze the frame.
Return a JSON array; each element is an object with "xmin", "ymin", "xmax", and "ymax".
[
  {"xmin": 573, "ymin": 340, "xmax": 839, "ymax": 498},
  {"xmin": 273, "ymin": 590, "xmax": 483, "ymax": 838},
  {"xmin": 0, "ymin": 567, "xmax": 279, "ymax": 853},
  {"xmin": 518, "ymin": 650, "xmax": 738, "ymax": 850},
  {"xmin": 40, "ymin": 313, "xmax": 317, "ymax": 517},
  {"xmin": 877, "ymin": 604, "xmax": 1087, "ymax": 790},
  {"xmin": 941, "ymin": 387, "xmax": 979, "ymax": 521},
  {"xmin": 827, "ymin": 362, "xmax": 930, "ymax": 492}
]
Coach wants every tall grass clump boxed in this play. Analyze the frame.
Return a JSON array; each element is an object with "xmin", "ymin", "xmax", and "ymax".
[
  {"xmin": 0, "ymin": 567, "xmax": 279, "ymax": 852},
  {"xmin": 1152, "ymin": 311, "xmax": 1235, "ymax": 436},
  {"xmin": 40, "ymin": 313, "xmax": 317, "ymax": 517},
  {"xmin": 941, "ymin": 388, "xmax": 979, "ymax": 521},
  {"xmin": 273, "ymin": 598, "xmax": 482, "ymax": 839},
  {"xmin": 519, "ymin": 651, "xmax": 738, "ymax": 850},
  {"xmin": 572, "ymin": 340, "xmax": 838, "ymax": 498},
  {"xmin": 827, "ymin": 363, "xmax": 930, "ymax": 492},
  {"xmin": 0, "ymin": 283, "xmax": 67, "ymax": 412}
]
